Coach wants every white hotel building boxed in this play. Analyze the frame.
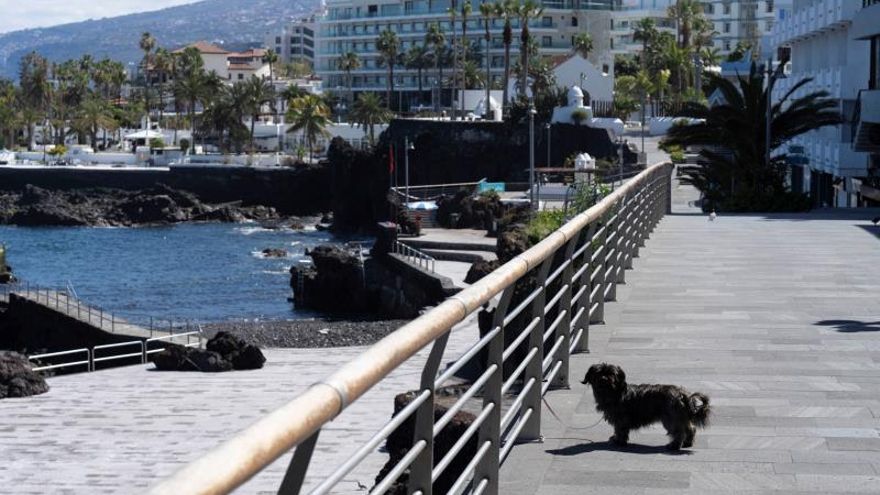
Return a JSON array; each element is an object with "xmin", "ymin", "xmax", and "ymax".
[
  {"xmin": 771, "ymin": 0, "xmax": 880, "ymax": 207},
  {"xmin": 315, "ymin": 0, "xmax": 619, "ymax": 109}
]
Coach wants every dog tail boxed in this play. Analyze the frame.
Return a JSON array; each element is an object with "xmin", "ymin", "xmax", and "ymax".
[{"xmin": 689, "ymin": 393, "xmax": 711, "ymax": 427}]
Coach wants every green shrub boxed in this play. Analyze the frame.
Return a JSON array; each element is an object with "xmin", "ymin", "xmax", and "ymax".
[
  {"xmin": 525, "ymin": 209, "xmax": 567, "ymax": 245},
  {"xmin": 149, "ymin": 138, "xmax": 165, "ymax": 149},
  {"xmin": 571, "ymin": 108, "xmax": 589, "ymax": 125},
  {"xmin": 48, "ymin": 145, "xmax": 67, "ymax": 157},
  {"xmin": 179, "ymin": 138, "xmax": 191, "ymax": 153},
  {"xmin": 669, "ymin": 149, "xmax": 685, "ymax": 163}
]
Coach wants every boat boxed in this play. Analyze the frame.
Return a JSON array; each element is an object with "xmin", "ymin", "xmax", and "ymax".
[{"xmin": 0, "ymin": 149, "xmax": 14, "ymax": 165}]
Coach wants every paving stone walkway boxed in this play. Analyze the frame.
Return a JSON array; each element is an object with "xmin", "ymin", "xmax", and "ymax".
[
  {"xmin": 0, "ymin": 315, "xmax": 482, "ymax": 494},
  {"xmin": 499, "ymin": 182, "xmax": 880, "ymax": 494}
]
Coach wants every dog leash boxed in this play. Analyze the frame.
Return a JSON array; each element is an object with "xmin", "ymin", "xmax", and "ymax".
[{"xmin": 541, "ymin": 396, "xmax": 604, "ymax": 430}]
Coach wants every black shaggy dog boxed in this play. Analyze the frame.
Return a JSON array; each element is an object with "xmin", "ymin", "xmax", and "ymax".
[{"xmin": 581, "ymin": 363, "xmax": 711, "ymax": 450}]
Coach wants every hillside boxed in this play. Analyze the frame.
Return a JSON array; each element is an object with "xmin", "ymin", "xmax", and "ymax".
[{"xmin": 0, "ymin": 0, "xmax": 319, "ymax": 79}]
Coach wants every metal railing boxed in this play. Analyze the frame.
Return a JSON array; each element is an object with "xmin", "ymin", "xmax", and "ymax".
[
  {"xmin": 391, "ymin": 179, "xmax": 486, "ymax": 203},
  {"xmin": 28, "ymin": 331, "xmax": 203, "ymax": 374},
  {"xmin": 2, "ymin": 280, "xmax": 193, "ymax": 337},
  {"xmin": 149, "ymin": 161, "xmax": 674, "ymax": 495},
  {"xmin": 392, "ymin": 240, "xmax": 437, "ymax": 273}
]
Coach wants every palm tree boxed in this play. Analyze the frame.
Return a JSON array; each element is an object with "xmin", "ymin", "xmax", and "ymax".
[
  {"xmin": 263, "ymin": 49, "xmax": 279, "ymax": 84},
  {"xmin": 18, "ymin": 51, "xmax": 51, "ymax": 151},
  {"xmin": 663, "ymin": 37, "xmax": 691, "ymax": 95},
  {"xmin": 350, "ymin": 92, "xmax": 393, "ymax": 146},
  {"xmin": 278, "ymin": 85, "xmax": 306, "ymax": 117},
  {"xmin": 139, "ymin": 32, "xmax": 157, "ymax": 123},
  {"xmin": 447, "ymin": 4, "xmax": 458, "ymax": 117},
  {"xmin": 404, "ymin": 45, "xmax": 432, "ymax": 105},
  {"xmin": 337, "ymin": 51, "xmax": 361, "ymax": 105},
  {"xmin": 479, "ymin": 2, "xmax": 494, "ymax": 117},
  {"xmin": 571, "ymin": 32, "xmax": 593, "ymax": 60},
  {"xmin": 663, "ymin": 64, "xmax": 842, "ymax": 211},
  {"xmin": 173, "ymin": 47, "xmax": 209, "ymax": 154},
  {"xmin": 632, "ymin": 17, "xmax": 659, "ymax": 72},
  {"xmin": 241, "ymin": 76, "xmax": 275, "ymax": 152},
  {"xmin": 461, "ymin": 60, "xmax": 485, "ymax": 90},
  {"xmin": 70, "ymin": 97, "xmax": 116, "ymax": 149},
  {"xmin": 516, "ymin": 0, "xmax": 543, "ymax": 98},
  {"xmin": 286, "ymin": 94, "xmax": 331, "ymax": 161},
  {"xmin": 377, "ymin": 29, "xmax": 401, "ymax": 110},
  {"xmin": 667, "ymin": 0, "xmax": 702, "ymax": 50},
  {"xmin": 494, "ymin": 0, "xmax": 516, "ymax": 108},
  {"xmin": 459, "ymin": 0, "xmax": 472, "ymax": 117},
  {"xmin": 425, "ymin": 23, "xmax": 446, "ymax": 111}
]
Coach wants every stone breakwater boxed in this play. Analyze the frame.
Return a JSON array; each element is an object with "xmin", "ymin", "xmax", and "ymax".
[{"xmin": 0, "ymin": 184, "xmax": 298, "ymax": 227}]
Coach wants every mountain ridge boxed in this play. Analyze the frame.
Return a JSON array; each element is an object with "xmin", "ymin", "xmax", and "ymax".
[{"xmin": 0, "ymin": 0, "xmax": 319, "ymax": 79}]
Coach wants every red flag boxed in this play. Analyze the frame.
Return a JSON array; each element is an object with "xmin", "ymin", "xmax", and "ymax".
[{"xmin": 388, "ymin": 143, "xmax": 395, "ymax": 174}]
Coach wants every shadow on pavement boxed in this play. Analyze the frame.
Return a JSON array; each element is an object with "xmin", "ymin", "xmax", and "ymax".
[
  {"xmin": 815, "ymin": 319, "xmax": 880, "ymax": 333},
  {"xmin": 545, "ymin": 440, "xmax": 693, "ymax": 457}
]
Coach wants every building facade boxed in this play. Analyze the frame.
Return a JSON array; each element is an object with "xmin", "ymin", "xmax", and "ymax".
[
  {"xmin": 701, "ymin": 1, "xmax": 784, "ymax": 55},
  {"xmin": 771, "ymin": 0, "xmax": 880, "ymax": 207},
  {"xmin": 315, "ymin": 0, "xmax": 618, "ymax": 110},
  {"xmin": 265, "ymin": 16, "xmax": 319, "ymax": 67}
]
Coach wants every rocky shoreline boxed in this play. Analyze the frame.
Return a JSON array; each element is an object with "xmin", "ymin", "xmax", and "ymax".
[
  {"xmin": 0, "ymin": 184, "xmax": 308, "ymax": 227},
  {"xmin": 200, "ymin": 317, "xmax": 412, "ymax": 348}
]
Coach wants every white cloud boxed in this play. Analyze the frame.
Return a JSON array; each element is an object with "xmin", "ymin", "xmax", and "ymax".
[{"xmin": 0, "ymin": 0, "xmax": 200, "ymax": 33}]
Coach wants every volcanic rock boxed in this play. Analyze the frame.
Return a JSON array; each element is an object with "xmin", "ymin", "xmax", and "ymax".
[
  {"xmin": 0, "ymin": 351, "xmax": 50, "ymax": 399},
  {"xmin": 261, "ymin": 248, "xmax": 288, "ymax": 258},
  {"xmin": 152, "ymin": 332, "xmax": 265, "ymax": 372}
]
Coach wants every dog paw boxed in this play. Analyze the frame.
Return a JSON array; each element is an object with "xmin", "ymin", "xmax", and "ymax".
[
  {"xmin": 665, "ymin": 442, "xmax": 683, "ymax": 451},
  {"xmin": 609, "ymin": 435, "xmax": 627, "ymax": 446}
]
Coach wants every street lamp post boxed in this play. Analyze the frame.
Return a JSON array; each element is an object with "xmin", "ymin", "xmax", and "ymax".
[
  {"xmin": 405, "ymin": 136, "xmax": 414, "ymax": 208},
  {"xmin": 529, "ymin": 103, "xmax": 537, "ymax": 210},
  {"xmin": 765, "ymin": 58, "xmax": 773, "ymax": 169},
  {"xmin": 640, "ymin": 89, "xmax": 646, "ymax": 165}
]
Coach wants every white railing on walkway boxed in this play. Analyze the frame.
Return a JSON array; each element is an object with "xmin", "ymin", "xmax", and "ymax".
[
  {"xmin": 392, "ymin": 240, "xmax": 437, "ymax": 273},
  {"xmin": 28, "ymin": 331, "xmax": 203, "ymax": 373},
  {"xmin": 149, "ymin": 161, "xmax": 674, "ymax": 495}
]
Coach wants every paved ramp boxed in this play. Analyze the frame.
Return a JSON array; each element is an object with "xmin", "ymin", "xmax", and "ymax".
[{"xmin": 500, "ymin": 185, "xmax": 880, "ymax": 494}]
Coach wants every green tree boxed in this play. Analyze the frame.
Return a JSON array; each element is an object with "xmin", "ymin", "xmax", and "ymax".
[
  {"xmin": 139, "ymin": 32, "xmax": 157, "ymax": 122},
  {"xmin": 286, "ymin": 94, "xmax": 331, "ymax": 161},
  {"xmin": 667, "ymin": 0, "xmax": 703, "ymax": 49},
  {"xmin": 663, "ymin": 64, "xmax": 842, "ymax": 211},
  {"xmin": 70, "ymin": 96, "xmax": 116, "ymax": 149},
  {"xmin": 377, "ymin": 29, "xmax": 401, "ymax": 110},
  {"xmin": 350, "ymin": 92, "xmax": 393, "ymax": 146},
  {"xmin": 263, "ymin": 49, "xmax": 279, "ymax": 84},
  {"xmin": 338, "ymin": 51, "xmax": 361, "ymax": 104},
  {"xmin": 516, "ymin": 0, "xmax": 543, "ymax": 98},
  {"xmin": 425, "ymin": 23, "xmax": 446, "ymax": 110},
  {"xmin": 173, "ymin": 47, "xmax": 210, "ymax": 154},
  {"xmin": 494, "ymin": 0, "xmax": 516, "ymax": 109},
  {"xmin": 18, "ymin": 52, "xmax": 51, "ymax": 151},
  {"xmin": 479, "ymin": 1, "xmax": 494, "ymax": 117},
  {"xmin": 459, "ymin": 0, "xmax": 472, "ymax": 117},
  {"xmin": 404, "ymin": 45, "xmax": 432, "ymax": 104},
  {"xmin": 241, "ymin": 76, "xmax": 275, "ymax": 152},
  {"xmin": 571, "ymin": 32, "xmax": 593, "ymax": 60}
]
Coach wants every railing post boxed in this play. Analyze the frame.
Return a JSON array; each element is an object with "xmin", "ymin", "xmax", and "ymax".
[
  {"xmin": 474, "ymin": 286, "xmax": 513, "ymax": 495},
  {"xmin": 407, "ymin": 332, "xmax": 449, "ymax": 495},
  {"xmin": 666, "ymin": 165, "xmax": 673, "ymax": 215},
  {"xmin": 551, "ymin": 238, "xmax": 578, "ymax": 390},
  {"xmin": 615, "ymin": 193, "xmax": 629, "ymax": 285},
  {"xmin": 277, "ymin": 430, "xmax": 321, "ymax": 495},
  {"xmin": 575, "ymin": 223, "xmax": 598, "ymax": 352},
  {"xmin": 604, "ymin": 201, "xmax": 621, "ymax": 302},
  {"xmin": 591, "ymin": 213, "xmax": 610, "ymax": 324},
  {"xmin": 520, "ymin": 256, "xmax": 553, "ymax": 442}
]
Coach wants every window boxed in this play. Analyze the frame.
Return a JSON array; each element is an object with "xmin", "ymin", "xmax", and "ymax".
[
  {"xmin": 571, "ymin": 17, "xmax": 578, "ymax": 27},
  {"xmin": 238, "ymin": 73, "xmax": 244, "ymax": 80},
  {"xmin": 542, "ymin": 36, "xmax": 552, "ymax": 47},
  {"xmin": 871, "ymin": 35, "xmax": 880, "ymax": 90},
  {"xmin": 542, "ymin": 16, "xmax": 552, "ymax": 27},
  {"xmin": 723, "ymin": 22, "xmax": 731, "ymax": 33},
  {"xmin": 723, "ymin": 4, "xmax": 731, "ymax": 15},
  {"xmin": 275, "ymin": 36, "xmax": 281, "ymax": 44},
  {"xmin": 724, "ymin": 40, "xmax": 731, "ymax": 51}
]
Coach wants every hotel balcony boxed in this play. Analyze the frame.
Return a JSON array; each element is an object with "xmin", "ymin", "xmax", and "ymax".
[
  {"xmin": 852, "ymin": 90, "xmax": 880, "ymax": 153},
  {"xmin": 771, "ymin": 0, "xmax": 860, "ymax": 46}
]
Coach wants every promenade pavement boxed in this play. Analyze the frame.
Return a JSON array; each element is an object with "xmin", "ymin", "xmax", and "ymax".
[
  {"xmin": 499, "ymin": 181, "xmax": 880, "ymax": 494},
  {"xmin": 0, "ymin": 315, "xmax": 483, "ymax": 494}
]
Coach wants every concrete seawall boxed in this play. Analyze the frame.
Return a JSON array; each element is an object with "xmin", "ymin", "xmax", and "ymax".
[{"xmin": 0, "ymin": 165, "xmax": 331, "ymax": 215}]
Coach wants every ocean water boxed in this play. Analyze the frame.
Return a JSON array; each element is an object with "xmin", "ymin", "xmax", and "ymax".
[{"xmin": 0, "ymin": 223, "xmax": 349, "ymax": 323}]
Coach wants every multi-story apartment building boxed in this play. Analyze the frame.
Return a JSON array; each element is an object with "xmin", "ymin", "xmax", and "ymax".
[
  {"xmin": 771, "ymin": 0, "xmax": 880, "ymax": 207},
  {"xmin": 610, "ymin": 1, "xmax": 676, "ymax": 58},
  {"xmin": 265, "ymin": 16, "xmax": 319, "ymax": 68},
  {"xmin": 316, "ymin": 0, "xmax": 618, "ymax": 110},
  {"xmin": 702, "ymin": 1, "xmax": 784, "ymax": 55}
]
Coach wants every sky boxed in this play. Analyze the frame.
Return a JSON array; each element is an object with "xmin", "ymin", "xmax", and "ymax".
[{"xmin": 0, "ymin": 0, "xmax": 200, "ymax": 34}]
